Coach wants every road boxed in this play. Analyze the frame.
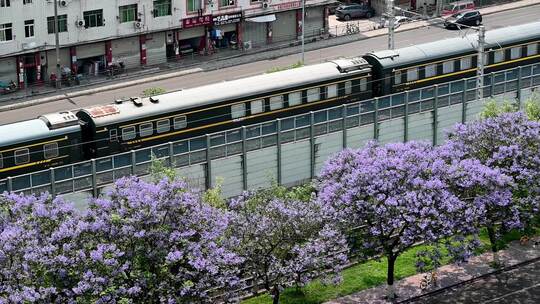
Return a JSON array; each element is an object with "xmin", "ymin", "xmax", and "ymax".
[
  {"xmin": 407, "ymin": 259, "xmax": 540, "ymax": 304},
  {"xmin": 1, "ymin": 5, "xmax": 539, "ymax": 125}
]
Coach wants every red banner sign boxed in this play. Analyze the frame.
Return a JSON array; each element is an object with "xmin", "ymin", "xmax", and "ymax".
[
  {"xmin": 277, "ymin": 1, "xmax": 301, "ymax": 10},
  {"xmin": 182, "ymin": 15, "xmax": 212, "ymax": 29}
]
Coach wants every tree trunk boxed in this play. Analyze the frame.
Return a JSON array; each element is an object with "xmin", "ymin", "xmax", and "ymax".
[
  {"xmin": 272, "ymin": 285, "xmax": 280, "ymax": 304},
  {"xmin": 487, "ymin": 225, "xmax": 498, "ymax": 253},
  {"xmin": 386, "ymin": 254, "xmax": 397, "ymax": 299}
]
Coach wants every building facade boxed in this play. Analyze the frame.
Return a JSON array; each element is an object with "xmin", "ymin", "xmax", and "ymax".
[{"xmin": 0, "ymin": 0, "xmax": 332, "ymax": 87}]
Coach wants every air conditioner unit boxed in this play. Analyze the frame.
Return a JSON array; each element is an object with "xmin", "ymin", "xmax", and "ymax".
[
  {"xmin": 228, "ymin": 0, "xmax": 235, "ymax": 5},
  {"xmin": 75, "ymin": 19, "xmax": 85, "ymax": 28},
  {"xmin": 262, "ymin": 0, "xmax": 269, "ymax": 9},
  {"xmin": 134, "ymin": 21, "xmax": 143, "ymax": 29},
  {"xmin": 243, "ymin": 41, "xmax": 252, "ymax": 50},
  {"xmin": 59, "ymin": 0, "xmax": 69, "ymax": 7}
]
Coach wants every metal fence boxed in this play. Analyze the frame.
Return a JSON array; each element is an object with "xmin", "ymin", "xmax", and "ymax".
[{"xmin": 2, "ymin": 62, "xmax": 540, "ymax": 198}]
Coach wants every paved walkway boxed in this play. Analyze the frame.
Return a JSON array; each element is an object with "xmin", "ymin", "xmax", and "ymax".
[
  {"xmin": 1, "ymin": 0, "xmax": 539, "ymax": 113},
  {"xmin": 326, "ymin": 237, "xmax": 540, "ymax": 304}
]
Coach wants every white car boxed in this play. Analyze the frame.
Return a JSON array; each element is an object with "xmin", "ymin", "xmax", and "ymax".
[{"xmin": 381, "ymin": 16, "xmax": 413, "ymax": 29}]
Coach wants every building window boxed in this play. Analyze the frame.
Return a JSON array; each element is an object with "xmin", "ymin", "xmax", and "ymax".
[
  {"xmin": 443, "ymin": 60, "xmax": 454, "ymax": 74},
  {"xmin": 231, "ymin": 103, "xmax": 246, "ymax": 119},
  {"xmin": 493, "ymin": 49, "xmax": 505, "ymax": 63},
  {"xmin": 139, "ymin": 123, "xmax": 153, "ymax": 137},
  {"xmin": 187, "ymin": 0, "xmax": 201, "ymax": 13},
  {"xmin": 122, "ymin": 126, "xmax": 136, "ymax": 141},
  {"xmin": 344, "ymin": 81, "xmax": 352, "ymax": 94},
  {"xmin": 327, "ymin": 84, "xmax": 338, "ymax": 98},
  {"xmin": 24, "ymin": 20, "xmax": 34, "ymax": 38},
  {"xmin": 250, "ymin": 99, "xmax": 264, "ymax": 114},
  {"xmin": 109, "ymin": 129, "xmax": 118, "ymax": 141},
  {"xmin": 220, "ymin": 0, "xmax": 235, "ymax": 7},
  {"xmin": 0, "ymin": 23, "xmax": 12, "ymax": 42},
  {"xmin": 407, "ymin": 68, "xmax": 418, "ymax": 81},
  {"xmin": 43, "ymin": 143, "xmax": 59, "ymax": 159},
  {"xmin": 84, "ymin": 9, "xmax": 104, "ymax": 28},
  {"xmin": 307, "ymin": 88, "xmax": 320, "ymax": 102},
  {"xmin": 360, "ymin": 78, "xmax": 368, "ymax": 91},
  {"xmin": 119, "ymin": 4, "xmax": 138, "ymax": 23},
  {"xmin": 425, "ymin": 64, "xmax": 436, "ymax": 78},
  {"xmin": 153, "ymin": 0, "xmax": 171, "ymax": 17},
  {"xmin": 460, "ymin": 57, "xmax": 471, "ymax": 70},
  {"xmin": 527, "ymin": 43, "xmax": 538, "ymax": 56},
  {"xmin": 157, "ymin": 119, "xmax": 170, "ymax": 133},
  {"xmin": 0, "ymin": 0, "xmax": 10, "ymax": 7},
  {"xmin": 14, "ymin": 149, "xmax": 29, "ymax": 165},
  {"xmin": 47, "ymin": 15, "xmax": 68, "ymax": 34},
  {"xmin": 173, "ymin": 116, "xmax": 187, "ymax": 129},
  {"xmin": 23, "ymin": 0, "xmax": 32, "ymax": 4},
  {"xmin": 394, "ymin": 71, "xmax": 402, "ymax": 85},
  {"xmin": 510, "ymin": 46, "xmax": 521, "ymax": 60},
  {"xmin": 288, "ymin": 92, "xmax": 302, "ymax": 106},
  {"xmin": 270, "ymin": 95, "xmax": 284, "ymax": 110}
]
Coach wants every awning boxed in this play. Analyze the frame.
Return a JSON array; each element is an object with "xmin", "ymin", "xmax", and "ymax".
[{"xmin": 245, "ymin": 14, "xmax": 276, "ymax": 23}]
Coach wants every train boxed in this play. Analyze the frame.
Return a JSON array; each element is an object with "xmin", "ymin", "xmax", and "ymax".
[{"xmin": 1, "ymin": 21, "xmax": 540, "ymax": 179}]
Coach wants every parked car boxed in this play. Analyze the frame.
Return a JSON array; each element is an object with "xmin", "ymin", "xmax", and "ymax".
[
  {"xmin": 444, "ymin": 10, "xmax": 482, "ymax": 29},
  {"xmin": 335, "ymin": 4, "xmax": 375, "ymax": 21},
  {"xmin": 441, "ymin": 0, "xmax": 476, "ymax": 17},
  {"xmin": 328, "ymin": 1, "xmax": 345, "ymax": 15},
  {"xmin": 381, "ymin": 16, "xmax": 413, "ymax": 29}
]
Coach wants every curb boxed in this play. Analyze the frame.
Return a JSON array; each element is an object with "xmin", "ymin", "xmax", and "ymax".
[
  {"xmin": 1, "ymin": 1, "xmax": 538, "ymax": 113},
  {"xmin": 397, "ymin": 256, "xmax": 540, "ymax": 303}
]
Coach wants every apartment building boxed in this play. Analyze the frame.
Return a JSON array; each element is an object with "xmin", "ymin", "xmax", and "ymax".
[{"xmin": 0, "ymin": 0, "xmax": 332, "ymax": 88}]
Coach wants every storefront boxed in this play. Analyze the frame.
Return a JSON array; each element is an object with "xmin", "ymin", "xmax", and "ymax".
[
  {"xmin": 0, "ymin": 57, "xmax": 17, "ymax": 85},
  {"xmin": 179, "ymin": 15, "xmax": 212, "ymax": 56},
  {"xmin": 112, "ymin": 37, "xmax": 140, "ymax": 69},
  {"xmin": 145, "ymin": 32, "xmax": 167, "ymax": 66},
  {"xmin": 75, "ymin": 42, "xmax": 105, "ymax": 76},
  {"xmin": 211, "ymin": 12, "xmax": 242, "ymax": 50}
]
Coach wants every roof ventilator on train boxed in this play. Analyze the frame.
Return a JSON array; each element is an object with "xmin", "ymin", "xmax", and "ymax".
[
  {"xmin": 38, "ymin": 111, "xmax": 79, "ymax": 130},
  {"xmin": 331, "ymin": 57, "xmax": 371, "ymax": 73},
  {"xmin": 130, "ymin": 97, "xmax": 143, "ymax": 107}
]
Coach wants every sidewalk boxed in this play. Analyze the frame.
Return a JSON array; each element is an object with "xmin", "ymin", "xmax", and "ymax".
[
  {"xmin": 326, "ymin": 237, "xmax": 540, "ymax": 304},
  {"xmin": 1, "ymin": 0, "xmax": 539, "ymax": 113}
]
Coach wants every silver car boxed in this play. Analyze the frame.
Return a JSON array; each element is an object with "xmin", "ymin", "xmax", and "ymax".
[{"xmin": 335, "ymin": 4, "xmax": 375, "ymax": 21}]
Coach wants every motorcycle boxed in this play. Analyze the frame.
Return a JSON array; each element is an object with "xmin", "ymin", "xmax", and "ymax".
[{"xmin": 0, "ymin": 80, "xmax": 17, "ymax": 95}]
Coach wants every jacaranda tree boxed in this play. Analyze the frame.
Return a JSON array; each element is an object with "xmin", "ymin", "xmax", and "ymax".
[
  {"xmin": 446, "ymin": 112, "xmax": 540, "ymax": 259},
  {"xmin": 228, "ymin": 190, "xmax": 348, "ymax": 304},
  {"xmin": 316, "ymin": 141, "xmax": 510, "ymax": 299}
]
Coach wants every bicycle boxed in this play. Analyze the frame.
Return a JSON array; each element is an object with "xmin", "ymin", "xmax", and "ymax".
[
  {"xmin": 419, "ymin": 271, "xmax": 438, "ymax": 291},
  {"xmin": 345, "ymin": 23, "xmax": 360, "ymax": 35}
]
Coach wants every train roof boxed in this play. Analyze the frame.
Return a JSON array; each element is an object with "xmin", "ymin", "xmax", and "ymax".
[
  {"xmin": 365, "ymin": 21, "xmax": 540, "ymax": 69},
  {"xmin": 79, "ymin": 58, "xmax": 371, "ymax": 127},
  {"xmin": 0, "ymin": 113, "xmax": 79, "ymax": 148}
]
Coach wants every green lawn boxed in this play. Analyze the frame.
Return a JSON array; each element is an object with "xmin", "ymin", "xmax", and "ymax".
[{"xmin": 242, "ymin": 226, "xmax": 537, "ymax": 304}]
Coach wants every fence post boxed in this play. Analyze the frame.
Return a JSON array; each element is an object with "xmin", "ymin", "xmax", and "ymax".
[
  {"xmin": 50, "ymin": 168, "xmax": 56, "ymax": 197},
  {"xmin": 517, "ymin": 66, "xmax": 523, "ymax": 109},
  {"xmin": 490, "ymin": 72, "xmax": 495, "ymax": 98},
  {"xmin": 310, "ymin": 111, "xmax": 315, "ymax": 180},
  {"xmin": 433, "ymin": 85, "xmax": 439, "ymax": 146},
  {"xmin": 131, "ymin": 150, "xmax": 136, "ymax": 175},
  {"xmin": 277, "ymin": 119, "xmax": 282, "ymax": 185},
  {"xmin": 342, "ymin": 104, "xmax": 347, "ymax": 149},
  {"xmin": 7, "ymin": 176, "xmax": 12, "ymax": 193},
  {"xmin": 168, "ymin": 142, "xmax": 174, "ymax": 168},
  {"xmin": 205, "ymin": 134, "xmax": 212, "ymax": 190},
  {"xmin": 462, "ymin": 79, "xmax": 467, "ymax": 123},
  {"xmin": 404, "ymin": 91, "xmax": 409, "ymax": 142},
  {"xmin": 374, "ymin": 97, "xmax": 379, "ymax": 140},
  {"xmin": 91, "ymin": 159, "xmax": 98, "ymax": 198},
  {"xmin": 242, "ymin": 126, "xmax": 248, "ymax": 191}
]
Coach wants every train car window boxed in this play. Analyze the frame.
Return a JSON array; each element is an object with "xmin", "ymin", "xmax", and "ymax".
[
  {"xmin": 270, "ymin": 95, "xmax": 284, "ymax": 110},
  {"xmin": 307, "ymin": 88, "xmax": 320, "ymax": 102},
  {"xmin": 443, "ymin": 61, "xmax": 455, "ymax": 74},
  {"xmin": 14, "ymin": 148, "xmax": 29, "ymax": 165},
  {"xmin": 494, "ymin": 50, "xmax": 504, "ymax": 63},
  {"xmin": 344, "ymin": 81, "xmax": 352, "ymax": 94},
  {"xmin": 157, "ymin": 119, "xmax": 170, "ymax": 133},
  {"xmin": 288, "ymin": 92, "xmax": 302, "ymax": 106},
  {"xmin": 527, "ymin": 43, "xmax": 538, "ymax": 56},
  {"xmin": 109, "ymin": 129, "xmax": 118, "ymax": 142},
  {"xmin": 407, "ymin": 68, "xmax": 418, "ymax": 81},
  {"xmin": 510, "ymin": 47, "xmax": 521, "ymax": 60},
  {"xmin": 425, "ymin": 64, "xmax": 437, "ymax": 77},
  {"xmin": 327, "ymin": 84, "xmax": 338, "ymax": 98},
  {"xmin": 173, "ymin": 116, "xmax": 187, "ymax": 129},
  {"xmin": 139, "ymin": 123, "xmax": 153, "ymax": 137},
  {"xmin": 0, "ymin": 153, "xmax": 3, "ymax": 169},
  {"xmin": 231, "ymin": 103, "xmax": 246, "ymax": 119},
  {"xmin": 43, "ymin": 143, "xmax": 59, "ymax": 159},
  {"xmin": 394, "ymin": 71, "xmax": 402, "ymax": 85},
  {"xmin": 360, "ymin": 78, "xmax": 367, "ymax": 91},
  {"xmin": 251, "ymin": 99, "xmax": 264, "ymax": 114},
  {"xmin": 460, "ymin": 57, "xmax": 472, "ymax": 70},
  {"xmin": 122, "ymin": 126, "xmax": 136, "ymax": 141}
]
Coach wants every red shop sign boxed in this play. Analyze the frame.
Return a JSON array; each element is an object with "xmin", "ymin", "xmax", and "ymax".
[{"xmin": 182, "ymin": 15, "xmax": 213, "ymax": 29}]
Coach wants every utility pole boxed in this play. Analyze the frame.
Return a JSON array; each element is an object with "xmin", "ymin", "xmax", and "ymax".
[
  {"xmin": 387, "ymin": 0, "xmax": 395, "ymax": 50},
  {"xmin": 476, "ymin": 25, "xmax": 485, "ymax": 103},
  {"xmin": 54, "ymin": 0, "xmax": 61, "ymax": 89},
  {"xmin": 301, "ymin": 0, "xmax": 305, "ymax": 65}
]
